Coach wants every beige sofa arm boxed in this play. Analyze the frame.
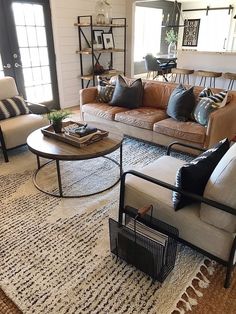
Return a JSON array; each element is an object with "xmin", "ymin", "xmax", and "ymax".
[
  {"xmin": 79, "ymin": 87, "xmax": 98, "ymax": 120},
  {"xmin": 206, "ymin": 100, "xmax": 236, "ymax": 148}
]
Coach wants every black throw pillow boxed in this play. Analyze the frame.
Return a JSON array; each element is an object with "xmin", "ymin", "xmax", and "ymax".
[
  {"xmin": 173, "ymin": 138, "xmax": 230, "ymax": 211},
  {"xmin": 109, "ymin": 75, "xmax": 143, "ymax": 108},
  {"xmin": 167, "ymin": 84, "xmax": 196, "ymax": 121}
]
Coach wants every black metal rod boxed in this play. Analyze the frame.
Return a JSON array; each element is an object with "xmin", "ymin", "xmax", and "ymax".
[
  {"xmin": 225, "ymin": 236, "xmax": 236, "ymax": 288},
  {"xmin": 183, "ymin": 5, "xmax": 233, "ymax": 13},
  {"xmin": 166, "ymin": 141, "xmax": 206, "ymax": 155},
  {"xmin": 0, "ymin": 126, "xmax": 9, "ymax": 162},
  {"xmin": 36, "ymin": 155, "xmax": 40, "ymax": 169},
  {"xmin": 56, "ymin": 159, "xmax": 63, "ymax": 197},
  {"xmin": 120, "ymin": 143, "xmax": 123, "ymax": 178}
]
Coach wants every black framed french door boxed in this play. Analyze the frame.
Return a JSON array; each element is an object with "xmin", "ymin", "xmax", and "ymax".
[{"xmin": 0, "ymin": 0, "xmax": 59, "ymax": 109}]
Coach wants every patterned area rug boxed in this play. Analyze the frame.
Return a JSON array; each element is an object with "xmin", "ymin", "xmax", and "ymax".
[{"xmin": 0, "ymin": 138, "xmax": 215, "ymax": 313}]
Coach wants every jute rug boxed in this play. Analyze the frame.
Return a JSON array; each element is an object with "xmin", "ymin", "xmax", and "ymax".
[{"xmin": 0, "ymin": 138, "xmax": 227, "ymax": 313}]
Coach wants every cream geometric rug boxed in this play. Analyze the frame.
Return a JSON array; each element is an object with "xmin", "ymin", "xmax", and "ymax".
[{"xmin": 0, "ymin": 138, "xmax": 214, "ymax": 313}]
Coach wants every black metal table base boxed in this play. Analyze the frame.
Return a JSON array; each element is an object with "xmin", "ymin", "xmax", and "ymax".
[{"xmin": 33, "ymin": 146, "xmax": 123, "ymax": 198}]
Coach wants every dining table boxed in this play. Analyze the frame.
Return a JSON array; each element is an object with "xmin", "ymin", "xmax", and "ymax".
[{"xmin": 156, "ymin": 54, "xmax": 177, "ymax": 82}]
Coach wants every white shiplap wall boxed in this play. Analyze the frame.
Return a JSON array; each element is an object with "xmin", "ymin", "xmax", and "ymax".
[{"xmin": 50, "ymin": 0, "xmax": 126, "ymax": 108}]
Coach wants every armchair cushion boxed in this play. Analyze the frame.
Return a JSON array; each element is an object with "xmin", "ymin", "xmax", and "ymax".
[
  {"xmin": 0, "ymin": 96, "xmax": 29, "ymax": 120},
  {"xmin": 173, "ymin": 138, "xmax": 230, "ymax": 210},
  {"xmin": 200, "ymin": 143, "xmax": 236, "ymax": 233}
]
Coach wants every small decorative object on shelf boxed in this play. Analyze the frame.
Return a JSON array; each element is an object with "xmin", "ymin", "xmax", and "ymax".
[
  {"xmin": 47, "ymin": 110, "xmax": 71, "ymax": 133},
  {"xmin": 95, "ymin": 0, "xmax": 112, "ymax": 24}
]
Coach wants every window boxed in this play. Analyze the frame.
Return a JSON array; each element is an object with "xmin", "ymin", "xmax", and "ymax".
[
  {"xmin": 134, "ymin": 6, "xmax": 163, "ymax": 61},
  {"xmin": 12, "ymin": 2, "xmax": 53, "ymax": 102}
]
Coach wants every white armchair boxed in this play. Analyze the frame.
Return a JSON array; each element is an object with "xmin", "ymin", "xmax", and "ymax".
[{"xmin": 0, "ymin": 76, "xmax": 49, "ymax": 162}]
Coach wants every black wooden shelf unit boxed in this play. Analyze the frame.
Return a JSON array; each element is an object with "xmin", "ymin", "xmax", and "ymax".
[{"xmin": 75, "ymin": 15, "xmax": 127, "ymax": 88}]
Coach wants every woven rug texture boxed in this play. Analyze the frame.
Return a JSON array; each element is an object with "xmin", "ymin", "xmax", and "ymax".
[{"xmin": 0, "ymin": 138, "xmax": 219, "ymax": 313}]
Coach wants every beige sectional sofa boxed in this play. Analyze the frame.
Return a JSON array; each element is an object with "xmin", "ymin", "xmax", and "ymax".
[{"xmin": 80, "ymin": 79, "xmax": 236, "ymax": 152}]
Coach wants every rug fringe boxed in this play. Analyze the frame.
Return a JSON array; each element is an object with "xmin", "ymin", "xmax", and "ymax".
[{"xmin": 171, "ymin": 259, "xmax": 215, "ymax": 313}]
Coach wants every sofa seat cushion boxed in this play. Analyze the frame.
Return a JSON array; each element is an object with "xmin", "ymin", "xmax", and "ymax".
[
  {"xmin": 153, "ymin": 118, "xmax": 206, "ymax": 144},
  {"xmin": 0, "ymin": 114, "xmax": 48, "ymax": 149},
  {"xmin": 82, "ymin": 102, "xmax": 129, "ymax": 121},
  {"xmin": 114, "ymin": 107, "xmax": 168, "ymax": 130},
  {"xmin": 124, "ymin": 156, "xmax": 235, "ymax": 262},
  {"xmin": 200, "ymin": 143, "xmax": 236, "ymax": 233}
]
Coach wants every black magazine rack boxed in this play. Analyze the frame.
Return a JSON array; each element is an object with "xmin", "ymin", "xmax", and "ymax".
[{"xmin": 109, "ymin": 205, "xmax": 179, "ymax": 283}]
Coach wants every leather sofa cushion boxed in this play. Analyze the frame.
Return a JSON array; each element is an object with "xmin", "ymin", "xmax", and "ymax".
[
  {"xmin": 153, "ymin": 118, "xmax": 206, "ymax": 143},
  {"xmin": 82, "ymin": 103, "xmax": 128, "ymax": 121},
  {"xmin": 142, "ymin": 81, "xmax": 177, "ymax": 110},
  {"xmin": 200, "ymin": 143, "xmax": 236, "ymax": 233},
  {"xmin": 114, "ymin": 107, "xmax": 168, "ymax": 130}
]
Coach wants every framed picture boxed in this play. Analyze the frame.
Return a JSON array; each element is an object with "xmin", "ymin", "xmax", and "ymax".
[
  {"xmin": 182, "ymin": 19, "xmax": 200, "ymax": 47},
  {"xmin": 93, "ymin": 30, "xmax": 104, "ymax": 49},
  {"xmin": 102, "ymin": 33, "xmax": 114, "ymax": 49}
]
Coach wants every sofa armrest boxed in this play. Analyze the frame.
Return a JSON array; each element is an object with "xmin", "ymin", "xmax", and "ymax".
[
  {"xmin": 80, "ymin": 87, "xmax": 98, "ymax": 105},
  {"xmin": 26, "ymin": 101, "xmax": 49, "ymax": 114},
  {"xmin": 206, "ymin": 100, "xmax": 236, "ymax": 148},
  {"xmin": 79, "ymin": 87, "xmax": 98, "ymax": 120}
]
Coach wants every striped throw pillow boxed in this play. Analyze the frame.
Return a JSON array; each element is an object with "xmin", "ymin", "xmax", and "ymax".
[
  {"xmin": 194, "ymin": 97, "xmax": 219, "ymax": 126},
  {"xmin": 0, "ymin": 96, "xmax": 30, "ymax": 120},
  {"xmin": 199, "ymin": 88, "xmax": 228, "ymax": 106},
  {"xmin": 96, "ymin": 76, "xmax": 115, "ymax": 103}
]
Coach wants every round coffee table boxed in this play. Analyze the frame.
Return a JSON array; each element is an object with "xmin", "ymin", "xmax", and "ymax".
[{"xmin": 27, "ymin": 121, "xmax": 124, "ymax": 198}]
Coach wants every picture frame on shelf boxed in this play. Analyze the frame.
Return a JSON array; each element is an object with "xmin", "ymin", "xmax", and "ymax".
[
  {"xmin": 93, "ymin": 30, "xmax": 104, "ymax": 49},
  {"xmin": 102, "ymin": 33, "xmax": 114, "ymax": 49}
]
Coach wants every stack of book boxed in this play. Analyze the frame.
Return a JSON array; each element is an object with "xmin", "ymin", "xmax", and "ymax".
[
  {"xmin": 64, "ymin": 123, "xmax": 98, "ymax": 138},
  {"xmin": 125, "ymin": 216, "xmax": 168, "ymax": 266}
]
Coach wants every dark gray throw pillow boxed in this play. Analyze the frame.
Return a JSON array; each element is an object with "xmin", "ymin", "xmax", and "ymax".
[
  {"xmin": 109, "ymin": 75, "xmax": 143, "ymax": 108},
  {"xmin": 172, "ymin": 138, "xmax": 230, "ymax": 211},
  {"xmin": 167, "ymin": 84, "xmax": 196, "ymax": 121}
]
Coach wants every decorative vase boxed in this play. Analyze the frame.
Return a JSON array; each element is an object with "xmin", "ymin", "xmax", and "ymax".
[
  {"xmin": 95, "ymin": 0, "xmax": 112, "ymax": 24},
  {"xmin": 168, "ymin": 42, "xmax": 177, "ymax": 57},
  {"xmin": 52, "ymin": 121, "xmax": 62, "ymax": 133}
]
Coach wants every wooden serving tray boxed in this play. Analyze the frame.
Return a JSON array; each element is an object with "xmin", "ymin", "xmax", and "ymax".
[{"xmin": 41, "ymin": 121, "xmax": 109, "ymax": 147}]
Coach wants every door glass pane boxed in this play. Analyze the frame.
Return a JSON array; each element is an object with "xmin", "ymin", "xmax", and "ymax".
[
  {"xmin": 12, "ymin": 2, "xmax": 53, "ymax": 103},
  {"xmin": 0, "ymin": 55, "xmax": 4, "ymax": 78}
]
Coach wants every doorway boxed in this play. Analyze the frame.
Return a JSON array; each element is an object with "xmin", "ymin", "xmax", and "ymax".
[{"xmin": 0, "ymin": 0, "xmax": 59, "ymax": 109}]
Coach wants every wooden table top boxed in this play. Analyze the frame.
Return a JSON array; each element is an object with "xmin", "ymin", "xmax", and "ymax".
[{"xmin": 27, "ymin": 121, "xmax": 124, "ymax": 160}]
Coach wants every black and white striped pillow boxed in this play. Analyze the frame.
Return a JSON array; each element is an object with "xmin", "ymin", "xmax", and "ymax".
[{"xmin": 0, "ymin": 96, "xmax": 30, "ymax": 120}]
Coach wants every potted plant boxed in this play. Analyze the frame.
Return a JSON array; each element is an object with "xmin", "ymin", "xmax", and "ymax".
[
  {"xmin": 165, "ymin": 28, "xmax": 178, "ymax": 56},
  {"xmin": 47, "ymin": 109, "xmax": 71, "ymax": 133}
]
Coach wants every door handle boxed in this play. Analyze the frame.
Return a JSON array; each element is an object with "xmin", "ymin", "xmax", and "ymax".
[
  {"xmin": 3, "ymin": 63, "xmax": 11, "ymax": 69},
  {"xmin": 14, "ymin": 62, "xmax": 22, "ymax": 68}
]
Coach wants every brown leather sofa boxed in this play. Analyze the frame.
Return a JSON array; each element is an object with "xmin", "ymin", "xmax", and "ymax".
[{"xmin": 80, "ymin": 79, "xmax": 236, "ymax": 152}]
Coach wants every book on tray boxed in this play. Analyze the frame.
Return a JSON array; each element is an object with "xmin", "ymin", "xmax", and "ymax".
[{"xmin": 64, "ymin": 123, "xmax": 98, "ymax": 138}]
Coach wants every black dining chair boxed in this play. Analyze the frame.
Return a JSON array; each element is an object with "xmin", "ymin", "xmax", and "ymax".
[{"xmin": 144, "ymin": 55, "xmax": 176, "ymax": 81}]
